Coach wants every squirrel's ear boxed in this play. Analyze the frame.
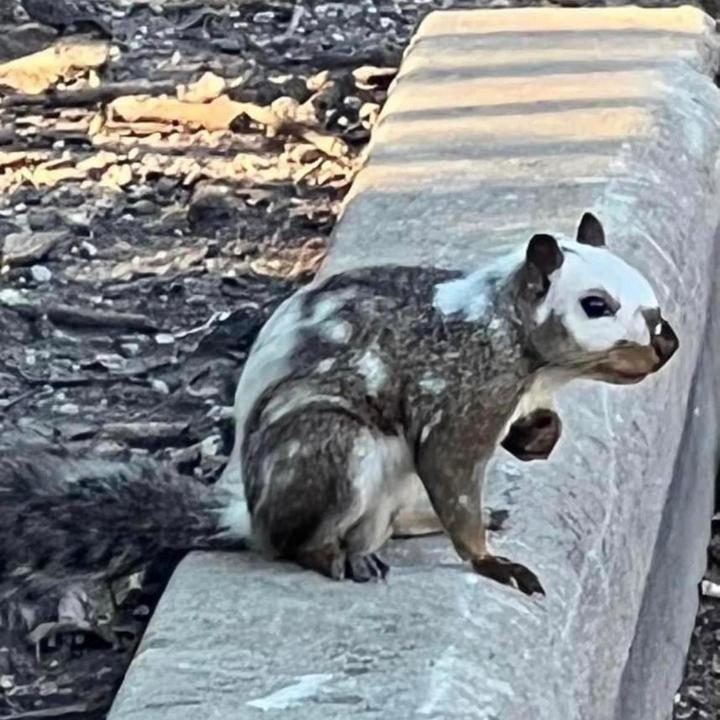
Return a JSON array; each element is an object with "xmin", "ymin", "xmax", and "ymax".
[
  {"xmin": 576, "ymin": 212, "xmax": 606, "ymax": 247},
  {"xmin": 526, "ymin": 233, "xmax": 564, "ymax": 277},
  {"xmin": 521, "ymin": 233, "xmax": 564, "ymax": 298}
]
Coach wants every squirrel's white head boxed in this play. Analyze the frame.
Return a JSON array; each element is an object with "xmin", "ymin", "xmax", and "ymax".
[{"xmin": 518, "ymin": 213, "xmax": 678, "ymax": 384}]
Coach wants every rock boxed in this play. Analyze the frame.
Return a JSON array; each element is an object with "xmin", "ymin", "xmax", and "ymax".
[
  {"xmin": 0, "ymin": 22, "xmax": 57, "ymax": 62},
  {"xmin": 119, "ymin": 342, "xmax": 140, "ymax": 357},
  {"xmin": 57, "ymin": 403, "xmax": 80, "ymax": 416},
  {"xmin": 150, "ymin": 379, "xmax": 169, "ymax": 395},
  {"xmin": 79, "ymin": 240, "xmax": 97, "ymax": 257},
  {"xmin": 155, "ymin": 177, "xmax": 178, "ymax": 196},
  {"xmin": 27, "ymin": 207, "xmax": 62, "ymax": 232},
  {"xmin": 253, "ymin": 11, "xmax": 275, "ymax": 24},
  {"xmin": 29, "ymin": 264, "xmax": 51, "ymax": 283},
  {"xmin": 187, "ymin": 183, "xmax": 236, "ymax": 233},
  {"xmin": 65, "ymin": 212, "xmax": 91, "ymax": 235},
  {"xmin": 129, "ymin": 199, "xmax": 157, "ymax": 216},
  {"xmin": 2, "ymin": 230, "xmax": 64, "ymax": 266},
  {"xmin": 0, "ymin": 288, "xmax": 27, "ymax": 306}
]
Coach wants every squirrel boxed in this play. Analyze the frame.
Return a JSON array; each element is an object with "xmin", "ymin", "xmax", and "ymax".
[{"xmin": 0, "ymin": 212, "xmax": 678, "ymax": 608}]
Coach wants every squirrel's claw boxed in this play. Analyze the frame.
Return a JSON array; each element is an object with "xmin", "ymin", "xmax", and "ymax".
[{"xmin": 471, "ymin": 555, "xmax": 545, "ymax": 596}]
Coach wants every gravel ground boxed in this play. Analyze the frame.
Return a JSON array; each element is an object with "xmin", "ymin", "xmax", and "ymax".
[{"xmin": 0, "ymin": 1, "xmax": 717, "ymax": 718}]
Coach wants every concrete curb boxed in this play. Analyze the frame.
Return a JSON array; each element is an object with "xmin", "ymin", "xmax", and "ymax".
[{"xmin": 108, "ymin": 7, "xmax": 720, "ymax": 719}]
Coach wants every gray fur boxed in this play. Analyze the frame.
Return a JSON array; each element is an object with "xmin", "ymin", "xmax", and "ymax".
[
  {"xmin": 0, "ymin": 450, "xmax": 243, "ymax": 606},
  {"xmin": 240, "ymin": 263, "xmax": 538, "ymax": 583},
  {"xmin": 237, "ymin": 215, "xmax": 678, "ymax": 590}
]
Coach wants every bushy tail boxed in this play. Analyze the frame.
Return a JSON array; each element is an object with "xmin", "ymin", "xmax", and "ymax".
[{"xmin": 0, "ymin": 450, "xmax": 249, "ymax": 602}]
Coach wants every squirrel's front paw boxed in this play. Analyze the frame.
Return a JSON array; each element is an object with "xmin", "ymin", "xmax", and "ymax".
[
  {"xmin": 501, "ymin": 408, "xmax": 562, "ymax": 462},
  {"xmin": 471, "ymin": 555, "xmax": 545, "ymax": 596}
]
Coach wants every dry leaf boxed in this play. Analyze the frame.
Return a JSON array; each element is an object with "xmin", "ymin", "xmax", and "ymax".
[
  {"xmin": 77, "ymin": 150, "xmax": 120, "ymax": 173},
  {"xmin": 100, "ymin": 163, "xmax": 133, "ymax": 189},
  {"xmin": 109, "ymin": 94, "xmax": 248, "ymax": 131},
  {"xmin": 353, "ymin": 65, "xmax": 398, "ymax": 90},
  {"xmin": 0, "ymin": 40, "xmax": 110, "ymax": 94},
  {"xmin": 250, "ymin": 239, "xmax": 326, "ymax": 280},
  {"xmin": 297, "ymin": 128, "xmax": 348, "ymax": 158},
  {"xmin": 0, "ymin": 150, "xmax": 51, "ymax": 168},
  {"xmin": 177, "ymin": 71, "xmax": 226, "ymax": 102},
  {"xmin": 29, "ymin": 163, "xmax": 86, "ymax": 188}
]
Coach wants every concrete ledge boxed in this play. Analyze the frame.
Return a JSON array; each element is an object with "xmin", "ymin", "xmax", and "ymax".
[{"xmin": 109, "ymin": 7, "xmax": 720, "ymax": 720}]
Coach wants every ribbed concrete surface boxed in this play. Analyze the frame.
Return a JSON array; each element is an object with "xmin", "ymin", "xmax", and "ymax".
[
  {"xmin": 326, "ymin": 6, "xmax": 720, "ymax": 274},
  {"xmin": 109, "ymin": 7, "xmax": 720, "ymax": 720}
]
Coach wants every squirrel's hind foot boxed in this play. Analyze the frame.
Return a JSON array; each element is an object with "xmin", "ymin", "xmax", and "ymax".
[
  {"xmin": 295, "ymin": 547, "xmax": 390, "ymax": 583},
  {"xmin": 345, "ymin": 553, "xmax": 389, "ymax": 583}
]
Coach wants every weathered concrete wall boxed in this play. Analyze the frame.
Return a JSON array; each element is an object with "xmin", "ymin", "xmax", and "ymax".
[
  {"xmin": 616, "ymin": 262, "xmax": 720, "ymax": 720},
  {"xmin": 109, "ymin": 7, "xmax": 720, "ymax": 720}
]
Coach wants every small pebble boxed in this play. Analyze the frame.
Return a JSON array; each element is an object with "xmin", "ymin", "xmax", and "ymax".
[
  {"xmin": 254, "ymin": 11, "xmax": 275, "ymax": 23},
  {"xmin": 27, "ymin": 208, "xmax": 61, "ymax": 232},
  {"xmin": 120, "ymin": 342, "xmax": 140, "ymax": 357},
  {"xmin": 131, "ymin": 200, "xmax": 157, "ymax": 216},
  {"xmin": 80, "ymin": 241, "xmax": 98, "ymax": 257},
  {"xmin": 155, "ymin": 333, "xmax": 175, "ymax": 345},
  {"xmin": 30, "ymin": 265, "xmax": 52, "ymax": 283},
  {"xmin": 57, "ymin": 403, "xmax": 80, "ymax": 415},
  {"xmin": 0, "ymin": 289, "xmax": 26, "ymax": 306},
  {"xmin": 150, "ymin": 379, "xmax": 170, "ymax": 394},
  {"xmin": 201, "ymin": 434, "xmax": 222, "ymax": 458}
]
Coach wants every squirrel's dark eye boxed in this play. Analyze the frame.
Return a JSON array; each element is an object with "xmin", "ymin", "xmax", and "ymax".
[{"xmin": 580, "ymin": 296, "xmax": 614, "ymax": 319}]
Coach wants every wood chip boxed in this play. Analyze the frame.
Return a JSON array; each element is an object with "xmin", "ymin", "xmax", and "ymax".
[
  {"xmin": 108, "ymin": 93, "xmax": 249, "ymax": 131},
  {"xmin": 701, "ymin": 579, "xmax": 720, "ymax": 599},
  {"xmin": 103, "ymin": 421, "xmax": 189, "ymax": 444},
  {"xmin": 1, "ymin": 702, "xmax": 90, "ymax": 718},
  {"xmin": 177, "ymin": 71, "xmax": 226, "ymax": 102},
  {"xmin": 0, "ymin": 40, "xmax": 110, "ymax": 94},
  {"xmin": 100, "ymin": 163, "xmax": 133, "ymax": 189},
  {"xmin": 353, "ymin": 65, "xmax": 398, "ymax": 90},
  {"xmin": 46, "ymin": 305, "xmax": 158, "ymax": 332}
]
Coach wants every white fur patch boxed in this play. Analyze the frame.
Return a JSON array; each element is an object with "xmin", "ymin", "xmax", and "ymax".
[
  {"xmin": 322, "ymin": 319, "xmax": 353, "ymax": 343},
  {"xmin": 355, "ymin": 347, "xmax": 388, "ymax": 396},
  {"xmin": 537, "ymin": 241, "xmax": 659, "ymax": 352},
  {"xmin": 420, "ymin": 409, "xmax": 444, "ymax": 444},
  {"xmin": 225, "ymin": 285, "xmax": 355, "ymax": 490},
  {"xmin": 418, "ymin": 374, "xmax": 447, "ymax": 395},
  {"xmin": 433, "ymin": 249, "xmax": 524, "ymax": 320},
  {"xmin": 218, "ymin": 494, "xmax": 252, "ymax": 541},
  {"xmin": 433, "ymin": 238, "xmax": 659, "ymax": 357},
  {"xmin": 338, "ymin": 429, "xmax": 418, "ymax": 549},
  {"xmin": 502, "ymin": 369, "xmax": 569, "ymax": 436},
  {"xmin": 349, "ymin": 429, "xmax": 413, "ymax": 504},
  {"xmin": 390, "ymin": 470, "xmax": 442, "ymax": 537},
  {"xmin": 263, "ymin": 389, "xmax": 350, "ymax": 426}
]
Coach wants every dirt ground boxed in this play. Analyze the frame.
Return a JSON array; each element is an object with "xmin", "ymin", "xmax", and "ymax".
[{"xmin": 0, "ymin": 0, "xmax": 718, "ymax": 718}]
